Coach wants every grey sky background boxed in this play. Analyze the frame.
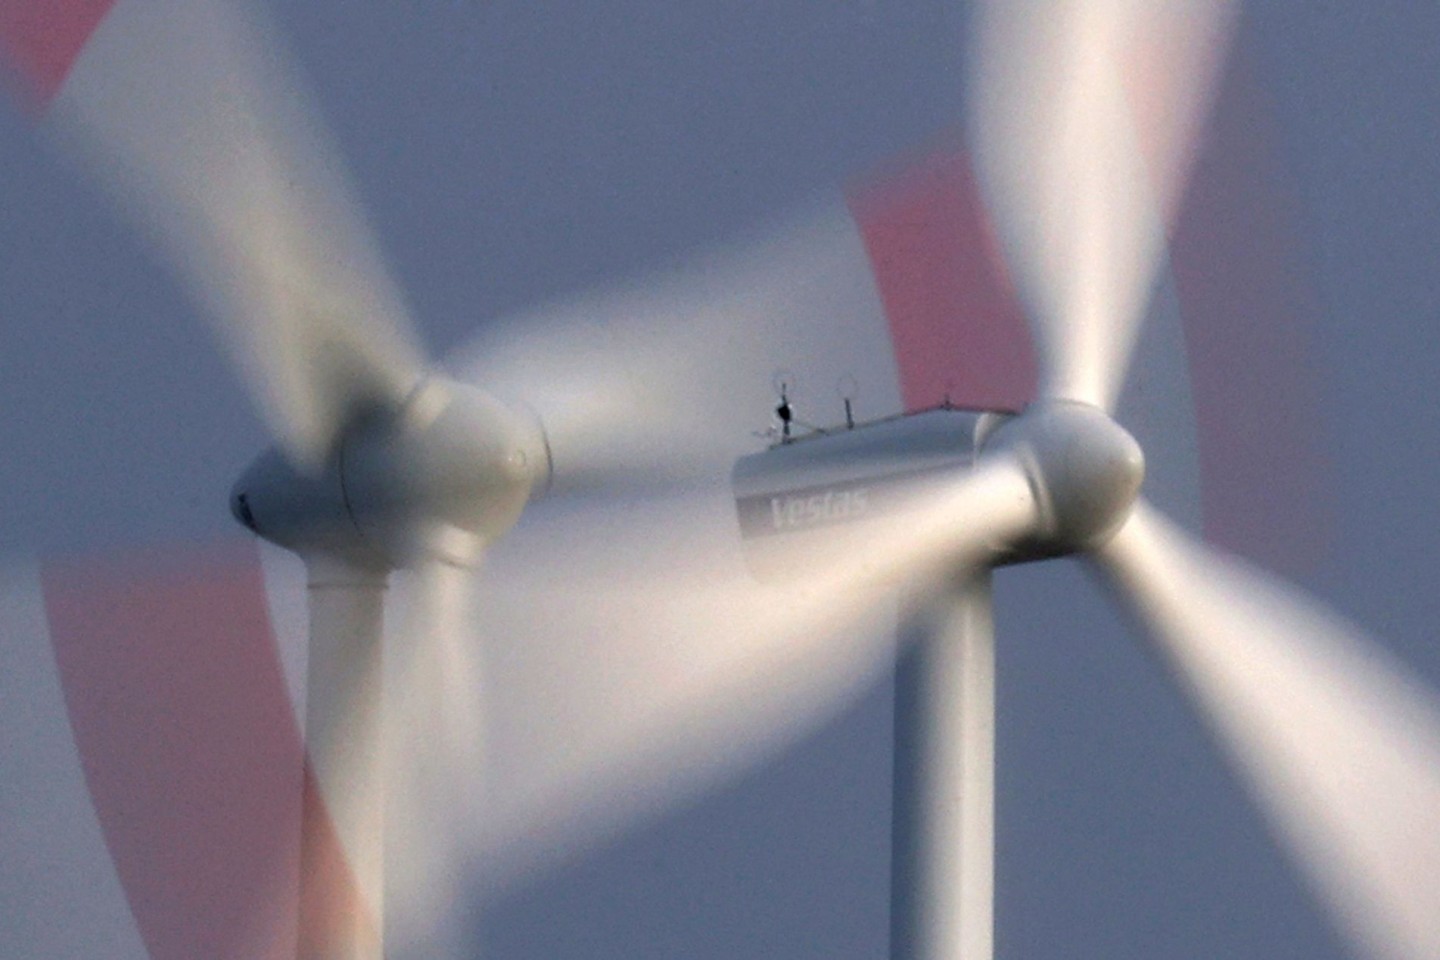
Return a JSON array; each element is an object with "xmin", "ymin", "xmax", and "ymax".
[{"xmin": 1, "ymin": 2, "xmax": 1438, "ymax": 958}]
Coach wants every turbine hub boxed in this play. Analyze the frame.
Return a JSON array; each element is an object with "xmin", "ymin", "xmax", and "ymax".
[
  {"xmin": 984, "ymin": 400, "xmax": 1144, "ymax": 555},
  {"xmin": 230, "ymin": 378, "xmax": 553, "ymax": 570}
]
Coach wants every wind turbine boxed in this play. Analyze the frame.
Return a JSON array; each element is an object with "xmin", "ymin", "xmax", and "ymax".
[
  {"xmin": 726, "ymin": 3, "xmax": 1440, "ymax": 960},
  {"xmin": 6, "ymin": 1, "xmax": 1440, "ymax": 959},
  {"xmin": 6, "ymin": 1, "xmax": 563, "ymax": 954}
]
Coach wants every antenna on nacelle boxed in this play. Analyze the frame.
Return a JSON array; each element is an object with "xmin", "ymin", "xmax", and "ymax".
[
  {"xmin": 775, "ymin": 385, "xmax": 794, "ymax": 440},
  {"xmin": 771, "ymin": 369, "xmax": 799, "ymax": 442},
  {"xmin": 837, "ymin": 374, "xmax": 859, "ymax": 429},
  {"xmin": 763, "ymin": 370, "xmax": 842, "ymax": 444}
]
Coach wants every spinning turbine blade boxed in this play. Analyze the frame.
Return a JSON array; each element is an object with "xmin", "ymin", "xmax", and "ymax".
[
  {"xmin": 412, "ymin": 457, "xmax": 1036, "ymax": 888},
  {"xmin": 47, "ymin": 0, "xmax": 423, "ymax": 465},
  {"xmin": 1098, "ymin": 502, "xmax": 1440, "ymax": 960},
  {"xmin": 449, "ymin": 207, "xmax": 901, "ymax": 494},
  {"xmin": 968, "ymin": 0, "xmax": 1237, "ymax": 410}
]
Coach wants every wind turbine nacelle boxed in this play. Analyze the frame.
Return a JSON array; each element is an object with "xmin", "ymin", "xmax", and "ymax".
[
  {"xmin": 730, "ymin": 407, "xmax": 1013, "ymax": 582},
  {"xmin": 230, "ymin": 379, "xmax": 552, "ymax": 570}
]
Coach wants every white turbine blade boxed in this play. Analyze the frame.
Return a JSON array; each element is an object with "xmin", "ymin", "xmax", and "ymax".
[
  {"xmin": 1097, "ymin": 502, "xmax": 1440, "ymax": 960},
  {"xmin": 49, "ymin": 0, "xmax": 424, "ymax": 465},
  {"xmin": 461, "ymin": 455, "xmax": 1036, "ymax": 888},
  {"xmin": 968, "ymin": 0, "xmax": 1237, "ymax": 410},
  {"xmin": 447, "ymin": 206, "xmax": 904, "ymax": 494},
  {"xmin": 294, "ymin": 459, "xmax": 1037, "ymax": 931}
]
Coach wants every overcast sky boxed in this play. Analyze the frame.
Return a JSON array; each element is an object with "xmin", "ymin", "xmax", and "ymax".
[{"xmin": 2, "ymin": 2, "xmax": 1438, "ymax": 958}]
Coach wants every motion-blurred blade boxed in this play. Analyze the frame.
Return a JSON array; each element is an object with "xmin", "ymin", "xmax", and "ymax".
[
  {"xmin": 44, "ymin": 0, "xmax": 424, "ymax": 465},
  {"xmin": 967, "ymin": 0, "xmax": 1237, "ymax": 410},
  {"xmin": 1097, "ymin": 502, "xmax": 1440, "ymax": 960},
  {"xmin": 447, "ymin": 206, "xmax": 906, "ymax": 495},
  {"xmin": 382, "ymin": 455, "xmax": 1035, "ymax": 894}
]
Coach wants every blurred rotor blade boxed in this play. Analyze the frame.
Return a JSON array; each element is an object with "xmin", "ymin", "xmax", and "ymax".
[
  {"xmin": 447, "ymin": 206, "xmax": 905, "ymax": 495},
  {"xmin": 401, "ymin": 455, "xmax": 1035, "ymax": 891},
  {"xmin": 1097, "ymin": 502, "xmax": 1440, "ymax": 960},
  {"xmin": 41, "ymin": 0, "xmax": 424, "ymax": 465},
  {"xmin": 968, "ymin": 0, "xmax": 1237, "ymax": 410}
]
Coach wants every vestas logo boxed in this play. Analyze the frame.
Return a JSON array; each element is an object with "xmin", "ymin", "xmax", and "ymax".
[
  {"xmin": 734, "ymin": 463, "xmax": 968, "ymax": 541},
  {"xmin": 769, "ymin": 487, "xmax": 870, "ymax": 531}
]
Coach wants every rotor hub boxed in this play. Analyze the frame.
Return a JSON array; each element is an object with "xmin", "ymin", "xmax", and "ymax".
[
  {"xmin": 230, "ymin": 378, "xmax": 553, "ymax": 570},
  {"xmin": 984, "ymin": 400, "xmax": 1144, "ymax": 556}
]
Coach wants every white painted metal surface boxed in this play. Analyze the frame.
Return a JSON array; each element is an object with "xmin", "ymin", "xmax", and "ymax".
[{"xmin": 891, "ymin": 574, "xmax": 995, "ymax": 960}]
